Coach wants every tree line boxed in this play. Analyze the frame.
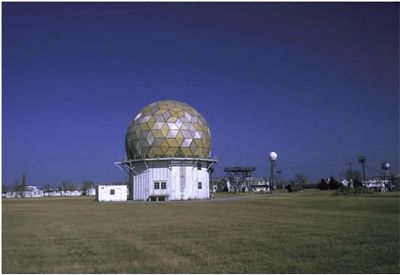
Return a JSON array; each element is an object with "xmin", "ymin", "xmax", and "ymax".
[{"xmin": 212, "ymin": 169, "xmax": 373, "ymax": 193}]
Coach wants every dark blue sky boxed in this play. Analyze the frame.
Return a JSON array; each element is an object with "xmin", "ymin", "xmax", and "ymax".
[{"xmin": 3, "ymin": 3, "xmax": 399, "ymax": 186}]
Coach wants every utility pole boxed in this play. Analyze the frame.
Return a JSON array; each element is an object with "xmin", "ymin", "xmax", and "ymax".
[
  {"xmin": 347, "ymin": 158, "xmax": 353, "ymax": 180},
  {"xmin": 277, "ymin": 170, "xmax": 282, "ymax": 190},
  {"xmin": 381, "ymin": 162, "xmax": 391, "ymax": 191},
  {"xmin": 358, "ymin": 156, "xmax": 367, "ymax": 187},
  {"xmin": 21, "ymin": 173, "xmax": 26, "ymax": 197},
  {"xmin": 22, "ymin": 173, "xmax": 26, "ymax": 186}
]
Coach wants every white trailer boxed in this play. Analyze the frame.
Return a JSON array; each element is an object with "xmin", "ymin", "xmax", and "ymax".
[{"xmin": 96, "ymin": 185, "xmax": 128, "ymax": 202}]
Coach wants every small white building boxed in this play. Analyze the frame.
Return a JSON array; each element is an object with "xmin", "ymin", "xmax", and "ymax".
[
  {"xmin": 62, "ymin": 190, "xmax": 83, "ymax": 197},
  {"xmin": 44, "ymin": 190, "xmax": 62, "ymax": 197},
  {"xmin": 96, "ymin": 185, "xmax": 128, "ymax": 202},
  {"xmin": 5, "ymin": 192, "xmax": 17, "ymax": 199},
  {"xmin": 226, "ymin": 177, "xmax": 269, "ymax": 193},
  {"xmin": 365, "ymin": 178, "xmax": 387, "ymax": 192},
  {"xmin": 23, "ymin": 185, "xmax": 44, "ymax": 198},
  {"xmin": 250, "ymin": 178, "xmax": 270, "ymax": 193},
  {"xmin": 23, "ymin": 189, "xmax": 44, "ymax": 198}
]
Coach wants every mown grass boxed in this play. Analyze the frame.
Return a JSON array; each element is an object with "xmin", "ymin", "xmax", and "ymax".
[{"xmin": 2, "ymin": 190, "xmax": 399, "ymax": 273}]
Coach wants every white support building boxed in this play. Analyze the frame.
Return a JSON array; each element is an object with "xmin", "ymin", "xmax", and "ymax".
[
  {"xmin": 96, "ymin": 185, "xmax": 128, "ymax": 202},
  {"xmin": 117, "ymin": 158, "xmax": 215, "ymax": 201}
]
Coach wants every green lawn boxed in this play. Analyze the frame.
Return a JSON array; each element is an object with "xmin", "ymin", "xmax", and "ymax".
[{"xmin": 2, "ymin": 190, "xmax": 399, "ymax": 273}]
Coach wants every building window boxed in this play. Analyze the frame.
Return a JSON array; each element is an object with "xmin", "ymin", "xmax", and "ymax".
[
  {"xmin": 154, "ymin": 182, "xmax": 160, "ymax": 189},
  {"xmin": 161, "ymin": 182, "xmax": 167, "ymax": 189},
  {"xmin": 197, "ymin": 163, "xmax": 202, "ymax": 170},
  {"xmin": 110, "ymin": 189, "xmax": 115, "ymax": 195},
  {"xmin": 198, "ymin": 182, "xmax": 202, "ymax": 189}
]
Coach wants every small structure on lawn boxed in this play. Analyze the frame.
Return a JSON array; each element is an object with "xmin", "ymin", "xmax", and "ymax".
[{"xmin": 96, "ymin": 185, "xmax": 128, "ymax": 202}]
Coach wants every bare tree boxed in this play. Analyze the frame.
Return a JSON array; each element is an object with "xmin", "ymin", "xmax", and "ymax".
[
  {"xmin": 60, "ymin": 181, "xmax": 77, "ymax": 192},
  {"xmin": 81, "ymin": 180, "xmax": 95, "ymax": 191}
]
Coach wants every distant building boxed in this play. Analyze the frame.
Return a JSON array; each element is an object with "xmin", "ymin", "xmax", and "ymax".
[
  {"xmin": 4, "ymin": 192, "xmax": 18, "ymax": 199},
  {"xmin": 96, "ymin": 185, "xmax": 128, "ymax": 202},
  {"xmin": 22, "ymin": 186, "xmax": 44, "ymax": 197},
  {"xmin": 44, "ymin": 190, "xmax": 62, "ymax": 197},
  {"xmin": 86, "ymin": 187, "xmax": 96, "ymax": 196},
  {"xmin": 3, "ymin": 186, "xmax": 44, "ymax": 198},
  {"xmin": 341, "ymin": 177, "xmax": 394, "ymax": 192},
  {"xmin": 23, "ymin": 190, "xmax": 44, "ymax": 198},
  {"xmin": 62, "ymin": 190, "xmax": 83, "ymax": 196},
  {"xmin": 25, "ymin": 185, "xmax": 38, "ymax": 192},
  {"xmin": 249, "ymin": 178, "xmax": 270, "ymax": 193},
  {"xmin": 3, "ymin": 186, "xmax": 84, "ymax": 199},
  {"xmin": 365, "ymin": 178, "xmax": 387, "ymax": 192},
  {"xmin": 226, "ymin": 177, "xmax": 270, "ymax": 193},
  {"xmin": 341, "ymin": 179, "xmax": 352, "ymax": 188}
]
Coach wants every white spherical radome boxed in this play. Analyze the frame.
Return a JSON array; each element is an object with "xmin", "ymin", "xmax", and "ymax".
[
  {"xmin": 269, "ymin": 151, "xmax": 278, "ymax": 161},
  {"xmin": 382, "ymin": 162, "xmax": 391, "ymax": 170}
]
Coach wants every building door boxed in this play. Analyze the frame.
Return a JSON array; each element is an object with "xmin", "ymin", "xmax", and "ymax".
[{"xmin": 180, "ymin": 166, "xmax": 186, "ymax": 200}]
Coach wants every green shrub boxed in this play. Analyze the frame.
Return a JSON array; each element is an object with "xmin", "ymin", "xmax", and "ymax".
[
  {"xmin": 328, "ymin": 177, "xmax": 342, "ymax": 190},
  {"xmin": 318, "ymin": 179, "xmax": 329, "ymax": 190},
  {"xmin": 287, "ymin": 184, "xmax": 302, "ymax": 192}
]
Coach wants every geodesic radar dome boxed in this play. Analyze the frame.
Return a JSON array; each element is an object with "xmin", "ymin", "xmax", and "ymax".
[{"xmin": 125, "ymin": 100, "xmax": 212, "ymax": 159}]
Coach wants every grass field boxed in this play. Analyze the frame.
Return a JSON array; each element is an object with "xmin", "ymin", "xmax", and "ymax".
[{"xmin": 2, "ymin": 190, "xmax": 399, "ymax": 273}]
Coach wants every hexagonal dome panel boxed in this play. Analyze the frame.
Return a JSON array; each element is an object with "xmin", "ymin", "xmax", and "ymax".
[{"xmin": 125, "ymin": 100, "xmax": 212, "ymax": 159}]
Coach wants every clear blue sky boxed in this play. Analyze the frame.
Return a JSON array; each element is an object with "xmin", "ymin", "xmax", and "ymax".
[{"xmin": 3, "ymin": 3, "xmax": 399, "ymax": 187}]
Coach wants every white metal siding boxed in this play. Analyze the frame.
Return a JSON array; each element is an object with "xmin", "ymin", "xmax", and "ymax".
[{"xmin": 131, "ymin": 161, "xmax": 210, "ymax": 201}]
